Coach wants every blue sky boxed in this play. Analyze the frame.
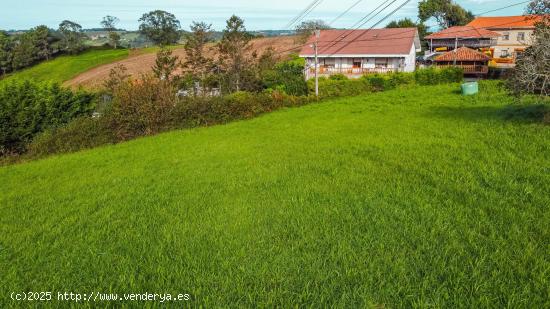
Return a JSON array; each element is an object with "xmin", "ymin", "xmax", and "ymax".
[{"xmin": 0, "ymin": 0, "xmax": 528, "ymax": 31}]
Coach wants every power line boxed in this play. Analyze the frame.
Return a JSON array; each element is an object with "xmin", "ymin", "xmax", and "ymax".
[
  {"xmin": 474, "ymin": 0, "xmax": 531, "ymax": 16},
  {"xmin": 285, "ymin": 0, "xmax": 324, "ymax": 30},
  {"xmin": 274, "ymin": 0, "xmax": 534, "ymax": 56},
  {"xmin": 329, "ymin": 0, "xmax": 365, "ymax": 26},
  {"xmin": 323, "ymin": 0, "xmax": 413, "ymax": 57},
  {"xmin": 320, "ymin": 0, "xmax": 399, "ymax": 54}
]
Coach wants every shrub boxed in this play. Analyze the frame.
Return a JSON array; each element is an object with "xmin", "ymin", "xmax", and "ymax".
[
  {"xmin": 363, "ymin": 74, "xmax": 391, "ymax": 91},
  {"xmin": 109, "ymin": 75, "xmax": 177, "ymax": 140},
  {"xmin": 414, "ymin": 67, "xmax": 463, "ymax": 85},
  {"xmin": 262, "ymin": 57, "xmax": 308, "ymax": 96},
  {"xmin": 329, "ymin": 74, "xmax": 348, "ymax": 81},
  {"xmin": 27, "ymin": 116, "xmax": 116, "ymax": 157},
  {"xmin": 0, "ymin": 80, "xmax": 95, "ymax": 155}
]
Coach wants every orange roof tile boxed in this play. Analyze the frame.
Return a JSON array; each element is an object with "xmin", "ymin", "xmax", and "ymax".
[
  {"xmin": 466, "ymin": 15, "xmax": 544, "ymax": 29},
  {"xmin": 434, "ymin": 47, "xmax": 490, "ymax": 62},
  {"xmin": 425, "ymin": 26, "xmax": 501, "ymax": 39},
  {"xmin": 299, "ymin": 28, "xmax": 418, "ymax": 56}
]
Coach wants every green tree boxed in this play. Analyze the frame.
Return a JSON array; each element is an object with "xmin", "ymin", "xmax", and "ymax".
[
  {"xmin": 152, "ymin": 48, "xmax": 180, "ymax": 81},
  {"xmin": 31, "ymin": 25, "xmax": 53, "ymax": 61},
  {"xmin": 418, "ymin": 0, "xmax": 474, "ymax": 29},
  {"xmin": 507, "ymin": 0, "xmax": 550, "ymax": 96},
  {"xmin": 58, "ymin": 20, "xmax": 84, "ymax": 54},
  {"xmin": 218, "ymin": 15, "xmax": 255, "ymax": 92},
  {"xmin": 138, "ymin": 10, "xmax": 181, "ymax": 46},
  {"xmin": 295, "ymin": 20, "xmax": 331, "ymax": 43},
  {"xmin": 182, "ymin": 22, "xmax": 214, "ymax": 83},
  {"xmin": 386, "ymin": 18, "xmax": 429, "ymax": 39},
  {"xmin": 0, "ymin": 31, "xmax": 12, "ymax": 75},
  {"xmin": 10, "ymin": 32, "xmax": 37, "ymax": 70},
  {"xmin": 101, "ymin": 15, "xmax": 121, "ymax": 49}
]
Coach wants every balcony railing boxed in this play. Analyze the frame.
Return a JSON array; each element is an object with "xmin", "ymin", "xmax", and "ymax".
[
  {"xmin": 436, "ymin": 64, "xmax": 489, "ymax": 74},
  {"xmin": 309, "ymin": 67, "xmax": 400, "ymax": 75},
  {"xmin": 429, "ymin": 39, "xmax": 497, "ymax": 49}
]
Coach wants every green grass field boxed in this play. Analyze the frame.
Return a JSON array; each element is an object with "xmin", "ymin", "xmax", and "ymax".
[
  {"xmin": 1, "ymin": 82, "xmax": 549, "ymax": 307},
  {"xmin": 0, "ymin": 49, "xmax": 129, "ymax": 85}
]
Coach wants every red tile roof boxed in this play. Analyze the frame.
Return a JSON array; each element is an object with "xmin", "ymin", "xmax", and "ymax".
[
  {"xmin": 425, "ymin": 26, "xmax": 501, "ymax": 39},
  {"xmin": 466, "ymin": 15, "xmax": 544, "ymax": 29},
  {"xmin": 435, "ymin": 47, "xmax": 490, "ymax": 62},
  {"xmin": 299, "ymin": 28, "xmax": 418, "ymax": 56}
]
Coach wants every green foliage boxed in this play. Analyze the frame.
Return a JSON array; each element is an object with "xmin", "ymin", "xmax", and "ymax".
[
  {"xmin": 418, "ymin": 0, "xmax": 474, "ymax": 28},
  {"xmin": 28, "ymin": 116, "xmax": 116, "ymax": 157},
  {"xmin": 414, "ymin": 66, "xmax": 463, "ymax": 85},
  {"xmin": 309, "ymin": 77, "xmax": 372, "ymax": 98},
  {"xmin": 262, "ymin": 57, "xmax": 308, "ymax": 96},
  {"xmin": 59, "ymin": 20, "xmax": 85, "ymax": 54},
  {"xmin": 0, "ymin": 80, "xmax": 95, "ymax": 155},
  {"xmin": 0, "ymin": 26, "xmax": 60, "ymax": 74},
  {"xmin": 152, "ymin": 48, "xmax": 180, "ymax": 81},
  {"xmin": 101, "ymin": 16, "xmax": 121, "ymax": 49},
  {"xmin": 218, "ymin": 15, "xmax": 258, "ymax": 92},
  {"xmin": 139, "ymin": 10, "xmax": 181, "ymax": 45},
  {"xmin": 182, "ymin": 22, "xmax": 214, "ymax": 82},
  {"xmin": 386, "ymin": 18, "xmax": 429, "ymax": 40}
]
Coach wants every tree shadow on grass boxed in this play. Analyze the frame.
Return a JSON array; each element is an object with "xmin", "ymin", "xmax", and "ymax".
[{"xmin": 427, "ymin": 104, "xmax": 549, "ymax": 124}]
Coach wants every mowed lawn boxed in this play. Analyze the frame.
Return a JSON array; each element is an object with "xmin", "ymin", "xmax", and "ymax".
[
  {"xmin": 1, "ymin": 82, "xmax": 549, "ymax": 307},
  {"xmin": 0, "ymin": 49, "xmax": 129, "ymax": 85}
]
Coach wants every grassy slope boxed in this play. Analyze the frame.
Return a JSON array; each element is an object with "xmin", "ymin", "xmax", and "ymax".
[
  {"xmin": 0, "ymin": 49, "xmax": 129, "ymax": 85},
  {"xmin": 1, "ymin": 82, "xmax": 549, "ymax": 307}
]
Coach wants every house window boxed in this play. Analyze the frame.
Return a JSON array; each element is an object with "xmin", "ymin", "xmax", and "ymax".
[
  {"xmin": 321, "ymin": 59, "xmax": 335, "ymax": 68},
  {"xmin": 352, "ymin": 59, "xmax": 362, "ymax": 68},
  {"xmin": 375, "ymin": 58, "xmax": 388, "ymax": 68},
  {"xmin": 502, "ymin": 32, "xmax": 510, "ymax": 40},
  {"xmin": 517, "ymin": 32, "xmax": 525, "ymax": 41}
]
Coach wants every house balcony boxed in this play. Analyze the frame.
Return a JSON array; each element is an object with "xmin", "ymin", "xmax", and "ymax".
[
  {"xmin": 429, "ymin": 39, "xmax": 497, "ymax": 51},
  {"xmin": 307, "ymin": 66, "xmax": 400, "ymax": 78},
  {"xmin": 436, "ymin": 64, "xmax": 489, "ymax": 74}
]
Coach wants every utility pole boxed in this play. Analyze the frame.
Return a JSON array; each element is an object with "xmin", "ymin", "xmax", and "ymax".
[
  {"xmin": 314, "ymin": 29, "xmax": 320, "ymax": 98},
  {"xmin": 453, "ymin": 37, "xmax": 458, "ymax": 66}
]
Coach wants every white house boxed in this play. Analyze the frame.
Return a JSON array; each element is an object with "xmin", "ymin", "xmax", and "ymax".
[{"xmin": 299, "ymin": 28, "xmax": 421, "ymax": 79}]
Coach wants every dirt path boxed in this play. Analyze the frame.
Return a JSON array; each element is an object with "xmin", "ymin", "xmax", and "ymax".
[{"xmin": 64, "ymin": 36, "xmax": 301, "ymax": 89}]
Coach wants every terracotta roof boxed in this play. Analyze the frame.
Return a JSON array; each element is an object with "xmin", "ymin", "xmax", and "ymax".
[
  {"xmin": 466, "ymin": 15, "xmax": 544, "ymax": 29},
  {"xmin": 299, "ymin": 28, "xmax": 418, "ymax": 56},
  {"xmin": 425, "ymin": 26, "xmax": 501, "ymax": 39},
  {"xmin": 435, "ymin": 47, "xmax": 490, "ymax": 62}
]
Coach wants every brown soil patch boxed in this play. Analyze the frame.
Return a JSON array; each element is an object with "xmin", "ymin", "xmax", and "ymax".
[{"xmin": 64, "ymin": 36, "xmax": 302, "ymax": 89}]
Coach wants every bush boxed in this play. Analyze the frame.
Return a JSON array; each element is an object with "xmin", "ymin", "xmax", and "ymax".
[
  {"xmin": 329, "ymin": 74, "xmax": 348, "ymax": 81},
  {"xmin": 414, "ymin": 67, "xmax": 463, "ymax": 85},
  {"xmin": 262, "ymin": 57, "xmax": 308, "ymax": 96},
  {"xmin": 109, "ymin": 75, "xmax": 177, "ymax": 140},
  {"xmin": 27, "ymin": 116, "xmax": 116, "ymax": 157},
  {"xmin": 0, "ymin": 80, "xmax": 95, "ymax": 155}
]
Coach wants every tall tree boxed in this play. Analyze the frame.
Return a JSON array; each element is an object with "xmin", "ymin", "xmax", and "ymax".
[
  {"xmin": 386, "ymin": 18, "xmax": 429, "ymax": 39},
  {"xmin": 418, "ymin": 0, "xmax": 474, "ymax": 29},
  {"xmin": 0, "ymin": 31, "xmax": 12, "ymax": 74},
  {"xmin": 138, "ymin": 10, "xmax": 181, "ymax": 46},
  {"xmin": 295, "ymin": 20, "xmax": 331, "ymax": 43},
  {"xmin": 182, "ymin": 22, "xmax": 214, "ymax": 83},
  {"xmin": 10, "ymin": 32, "xmax": 37, "ymax": 70},
  {"xmin": 152, "ymin": 48, "xmax": 180, "ymax": 81},
  {"xmin": 101, "ymin": 15, "xmax": 121, "ymax": 49},
  {"xmin": 31, "ymin": 25, "xmax": 53, "ymax": 60},
  {"xmin": 507, "ymin": 0, "xmax": 550, "ymax": 96},
  {"xmin": 218, "ymin": 15, "xmax": 254, "ymax": 92},
  {"xmin": 58, "ymin": 20, "xmax": 84, "ymax": 54}
]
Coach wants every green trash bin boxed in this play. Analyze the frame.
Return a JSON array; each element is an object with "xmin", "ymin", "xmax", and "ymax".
[{"xmin": 461, "ymin": 82, "xmax": 478, "ymax": 95}]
